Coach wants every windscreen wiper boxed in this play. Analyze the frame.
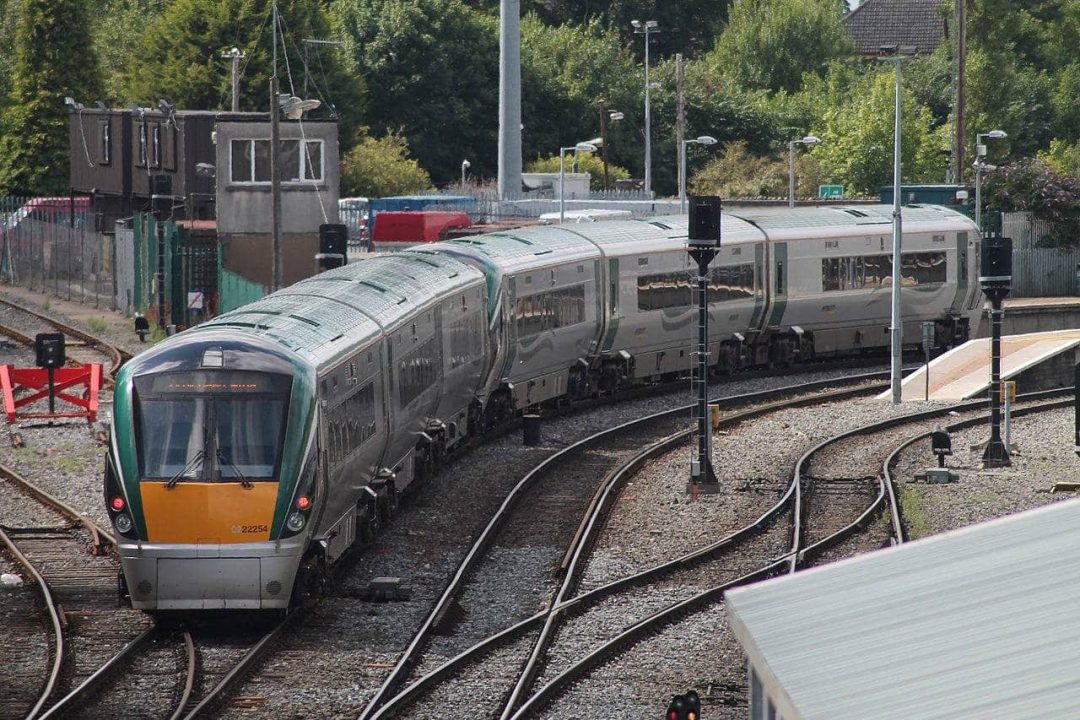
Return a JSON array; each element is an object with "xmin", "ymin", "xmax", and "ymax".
[
  {"xmin": 216, "ymin": 450, "xmax": 253, "ymax": 489},
  {"xmin": 165, "ymin": 449, "xmax": 206, "ymax": 488}
]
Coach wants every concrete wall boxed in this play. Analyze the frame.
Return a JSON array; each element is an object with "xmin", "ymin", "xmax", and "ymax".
[{"xmin": 214, "ymin": 120, "xmax": 339, "ymax": 236}]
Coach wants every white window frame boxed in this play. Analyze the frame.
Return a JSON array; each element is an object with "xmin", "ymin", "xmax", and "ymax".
[{"xmin": 229, "ymin": 138, "xmax": 325, "ymax": 186}]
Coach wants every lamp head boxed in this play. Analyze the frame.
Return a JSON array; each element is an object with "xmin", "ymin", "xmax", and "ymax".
[
  {"xmin": 575, "ymin": 142, "xmax": 598, "ymax": 153},
  {"xmin": 802, "ymin": 135, "xmax": 821, "ymax": 145},
  {"xmin": 986, "ymin": 129, "xmax": 1007, "ymax": 139},
  {"xmin": 94, "ymin": 100, "xmax": 109, "ymax": 111},
  {"xmin": 64, "ymin": 97, "xmax": 83, "ymax": 111},
  {"xmin": 695, "ymin": 135, "xmax": 718, "ymax": 146},
  {"xmin": 462, "ymin": 159, "xmax": 471, "ymax": 169},
  {"xmin": 609, "ymin": 111, "xmax": 624, "ymax": 121},
  {"xmin": 631, "ymin": 19, "xmax": 642, "ymax": 28},
  {"xmin": 157, "ymin": 98, "xmax": 174, "ymax": 115},
  {"xmin": 646, "ymin": 20, "xmax": 659, "ymax": 28}
]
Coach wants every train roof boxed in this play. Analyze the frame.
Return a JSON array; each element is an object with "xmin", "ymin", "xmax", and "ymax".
[
  {"xmin": 440, "ymin": 224, "xmax": 602, "ymax": 271},
  {"xmin": 728, "ymin": 204, "xmax": 976, "ymax": 241},
  {"xmin": 195, "ymin": 251, "xmax": 482, "ymax": 365}
]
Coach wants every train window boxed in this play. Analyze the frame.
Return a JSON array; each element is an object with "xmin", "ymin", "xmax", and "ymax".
[
  {"xmin": 821, "ymin": 252, "xmax": 945, "ymax": 292},
  {"xmin": 514, "ymin": 284, "xmax": 586, "ymax": 339},
  {"xmin": 133, "ymin": 371, "xmax": 290, "ymax": 480},
  {"xmin": 449, "ymin": 311, "xmax": 484, "ymax": 368},
  {"xmin": 637, "ymin": 265, "xmax": 755, "ymax": 311},
  {"xmin": 398, "ymin": 336, "xmax": 439, "ymax": 406},
  {"xmin": 708, "ymin": 264, "xmax": 756, "ymax": 303}
]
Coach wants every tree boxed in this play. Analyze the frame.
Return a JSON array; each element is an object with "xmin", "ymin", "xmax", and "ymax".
[
  {"xmin": 123, "ymin": 0, "xmax": 365, "ymax": 145},
  {"xmin": 524, "ymin": 151, "xmax": 630, "ymax": 189},
  {"xmin": 984, "ymin": 158, "xmax": 1080, "ymax": 248},
  {"xmin": 711, "ymin": 0, "xmax": 851, "ymax": 94},
  {"xmin": 0, "ymin": 0, "xmax": 102, "ymax": 195},
  {"xmin": 90, "ymin": 0, "xmax": 169, "ymax": 101},
  {"xmin": 811, "ymin": 70, "xmax": 944, "ymax": 196},
  {"xmin": 462, "ymin": 0, "xmax": 731, "ymax": 59},
  {"xmin": 690, "ymin": 141, "xmax": 823, "ymax": 199},
  {"xmin": 340, "ymin": 131, "xmax": 433, "ymax": 197},
  {"xmin": 333, "ymin": 0, "xmax": 499, "ymax": 184},
  {"xmin": 520, "ymin": 15, "xmax": 640, "ymax": 176}
]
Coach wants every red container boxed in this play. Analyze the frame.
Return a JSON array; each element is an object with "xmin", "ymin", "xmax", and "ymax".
[{"xmin": 372, "ymin": 211, "xmax": 471, "ymax": 244}]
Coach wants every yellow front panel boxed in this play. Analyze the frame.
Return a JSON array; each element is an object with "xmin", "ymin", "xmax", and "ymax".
[{"xmin": 140, "ymin": 482, "xmax": 279, "ymax": 543}]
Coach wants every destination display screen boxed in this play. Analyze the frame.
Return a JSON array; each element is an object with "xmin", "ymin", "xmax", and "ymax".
[{"xmin": 136, "ymin": 371, "xmax": 292, "ymax": 396}]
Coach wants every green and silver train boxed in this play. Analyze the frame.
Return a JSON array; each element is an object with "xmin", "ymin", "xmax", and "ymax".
[{"xmin": 106, "ymin": 206, "xmax": 980, "ymax": 610}]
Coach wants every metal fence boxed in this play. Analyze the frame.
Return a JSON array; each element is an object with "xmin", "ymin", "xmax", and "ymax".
[
  {"xmin": 0, "ymin": 196, "xmax": 115, "ymax": 309},
  {"xmin": 1001, "ymin": 211, "xmax": 1080, "ymax": 297}
]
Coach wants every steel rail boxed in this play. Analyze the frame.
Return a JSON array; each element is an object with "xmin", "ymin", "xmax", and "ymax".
[
  {"xmin": 362, "ymin": 372, "xmax": 893, "ymax": 719},
  {"xmin": 180, "ymin": 607, "xmax": 307, "ymax": 720},
  {"xmin": 0, "ymin": 297, "xmax": 128, "ymax": 384},
  {"xmin": 0, "ymin": 462, "xmax": 114, "ymax": 553},
  {"xmin": 511, "ymin": 389, "xmax": 1072, "ymax": 718},
  {"xmin": 788, "ymin": 388, "xmax": 1069, "ymax": 572},
  {"xmin": 0, "ymin": 524, "xmax": 65, "ymax": 720}
]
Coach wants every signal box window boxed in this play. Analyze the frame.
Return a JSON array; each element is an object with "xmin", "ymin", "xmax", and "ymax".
[{"xmin": 231, "ymin": 138, "xmax": 324, "ymax": 184}]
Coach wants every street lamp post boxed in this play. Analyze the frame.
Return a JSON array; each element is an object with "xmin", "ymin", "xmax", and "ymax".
[
  {"xmin": 461, "ymin": 159, "xmax": 471, "ymax": 190},
  {"xmin": 878, "ymin": 44, "xmax": 917, "ymax": 405},
  {"xmin": 598, "ymin": 103, "xmax": 623, "ymax": 191},
  {"xmin": 632, "ymin": 20, "xmax": 659, "ymax": 195},
  {"xmin": 974, "ymin": 130, "xmax": 1007, "ymax": 229},
  {"xmin": 560, "ymin": 141, "xmax": 598, "ymax": 223},
  {"xmin": 787, "ymin": 135, "xmax": 821, "ymax": 208},
  {"xmin": 680, "ymin": 135, "xmax": 717, "ymax": 213}
]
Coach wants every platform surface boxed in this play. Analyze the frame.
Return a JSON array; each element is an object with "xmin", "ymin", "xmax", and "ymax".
[{"xmin": 878, "ymin": 328, "xmax": 1080, "ymax": 401}]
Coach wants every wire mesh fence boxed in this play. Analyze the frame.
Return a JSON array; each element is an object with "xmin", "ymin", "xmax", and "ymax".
[{"xmin": 0, "ymin": 195, "xmax": 116, "ymax": 309}]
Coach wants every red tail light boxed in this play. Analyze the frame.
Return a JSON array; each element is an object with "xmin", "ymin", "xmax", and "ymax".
[
  {"xmin": 110, "ymin": 496, "xmax": 125, "ymax": 511},
  {"xmin": 296, "ymin": 495, "xmax": 311, "ymax": 510}
]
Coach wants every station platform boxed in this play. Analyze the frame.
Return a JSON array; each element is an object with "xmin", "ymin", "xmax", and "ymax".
[
  {"xmin": 977, "ymin": 296, "xmax": 1080, "ymax": 337},
  {"xmin": 882, "ymin": 329, "xmax": 1080, "ymax": 401}
]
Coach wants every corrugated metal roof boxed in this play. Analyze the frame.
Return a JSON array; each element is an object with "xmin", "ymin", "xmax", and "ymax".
[{"xmin": 725, "ymin": 497, "xmax": 1080, "ymax": 720}]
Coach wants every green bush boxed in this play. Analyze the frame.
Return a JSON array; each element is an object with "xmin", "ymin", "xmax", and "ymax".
[{"xmin": 340, "ymin": 132, "xmax": 433, "ymax": 198}]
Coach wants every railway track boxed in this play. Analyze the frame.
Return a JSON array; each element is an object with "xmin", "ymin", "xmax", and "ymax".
[
  {"xmin": 406, "ymin": 389, "xmax": 1073, "ymax": 719},
  {"xmin": 357, "ymin": 371, "xmax": 895, "ymax": 719},
  {"xmin": 0, "ymin": 462, "xmax": 149, "ymax": 720},
  {"xmin": 0, "ymin": 296, "xmax": 130, "ymax": 388}
]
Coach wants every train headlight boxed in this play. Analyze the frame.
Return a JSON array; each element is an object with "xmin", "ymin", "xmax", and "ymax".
[
  {"xmin": 114, "ymin": 513, "xmax": 133, "ymax": 534},
  {"xmin": 286, "ymin": 512, "xmax": 306, "ymax": 532}
]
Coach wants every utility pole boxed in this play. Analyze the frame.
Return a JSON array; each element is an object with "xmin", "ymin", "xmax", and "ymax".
[
  {"xmin": 270, "ymin": 1, "xmax": 283, "ymax": 292},
  {"xmin": 954, "ymin": 0, "xmax": 966, "ymax": 183},
  {"xmin": 598, "ymin": 101, "xmax": 610, "ymax": 191},
  {"xmin": 301, "ymin": 38, "xmax": 344, "ymax": 99},
  {"xmin": 676, "ymin": 54, "xmax": 686, "ymax": 208},
  {"xmin": 221, "ymin": 48, "xmax": 245, "ymax": 112},
  {"xmin": 497, "ymin": 0, "xmax": 522, "ymax": 200}
]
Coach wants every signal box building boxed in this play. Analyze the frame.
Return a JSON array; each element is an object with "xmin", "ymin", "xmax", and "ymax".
[
  {"xmin": 725, "ymin": 498, "xmax": 1080, "ymax": 719},
  {"xmin": 69, "ymin": 108, "xmax": 340, "ymax": 305}
]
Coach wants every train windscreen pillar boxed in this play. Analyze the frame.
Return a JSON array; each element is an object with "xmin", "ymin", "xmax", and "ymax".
[
  {"xmin": 980, "ymin": 233, "xmax": 1011, "ymax": 468},
  {"xmin": 687, "ymin": 196, "xmax": 721, "ymax": 494}
]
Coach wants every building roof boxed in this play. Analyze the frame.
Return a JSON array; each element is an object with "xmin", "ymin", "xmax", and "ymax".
[
  {"xmin": 725, "ymin": 497, "xmax": 1080, "ymax": 720},
  {"xmin": 843, "ymin": 0, "xmax": 946, "ymax": 55}
]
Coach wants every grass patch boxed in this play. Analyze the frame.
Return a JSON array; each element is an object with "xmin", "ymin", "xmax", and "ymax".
[
  {"xmin": 898, "ymin": 484, "xmax": 931, "ymax": 540},
  {"xmin": 87, "ymin": 317, "xmax": 107, "ymax": 333},
  {"xmin": 150, "ymin": 325, "xmax": 168, "ymax": 343}
]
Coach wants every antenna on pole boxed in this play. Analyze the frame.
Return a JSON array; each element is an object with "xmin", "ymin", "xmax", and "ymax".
[
  {"xmin": 301, "ymin": 38, "xmax": 344, "ymax": 100},
  {"xmin": 220, "ymin": 47, "xmax": 245, "ymax": 112}
]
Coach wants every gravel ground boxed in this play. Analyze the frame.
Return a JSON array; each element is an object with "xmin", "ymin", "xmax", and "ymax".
[{"xmin": 894, "ymin": 403, "xmax": 1080, "ymax": 539}]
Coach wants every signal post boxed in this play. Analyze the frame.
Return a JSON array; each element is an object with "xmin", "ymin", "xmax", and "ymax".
[{"xmin": 688, "ymin": 196, "xmax": 722, "ymax": 493}]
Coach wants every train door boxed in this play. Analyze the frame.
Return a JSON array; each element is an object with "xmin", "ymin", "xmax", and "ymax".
[
  {"xmin": 598, "ymin": 257, "xmax": 620, "ymax": 353},
  {"xmin": 767, "ymin": 242, "xmax": 788, "ymax": 327},
  {"xmin": 951, "ymin": 231, "xmax": 969, "ymax": 313}
]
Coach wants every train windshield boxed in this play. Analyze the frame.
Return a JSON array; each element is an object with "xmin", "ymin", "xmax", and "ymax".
[{"xmin": 134, "ymin": 371, "xmax": 292, "ymax": 481}]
